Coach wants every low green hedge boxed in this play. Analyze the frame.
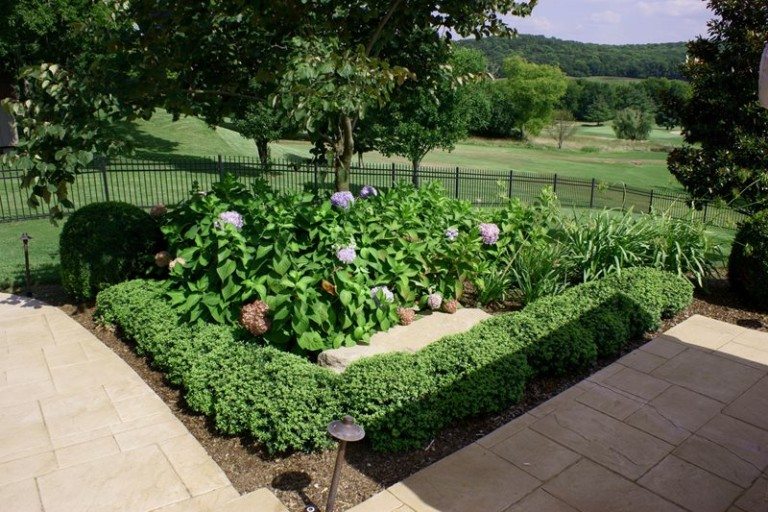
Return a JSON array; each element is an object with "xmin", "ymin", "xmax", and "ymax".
[{"xmin": 96, "ymin": 267, "xmax": 693, "ymax": 453}]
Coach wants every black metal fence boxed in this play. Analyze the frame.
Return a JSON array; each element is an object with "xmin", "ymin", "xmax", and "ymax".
[{"xmin": 0, "ymin": 156, "xmax": 748, "ymax": 229}]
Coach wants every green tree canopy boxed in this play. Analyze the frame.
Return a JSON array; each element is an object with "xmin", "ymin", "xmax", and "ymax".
[
  {"xmin": 486, "ymin": 55, "xmax": 568, "ymax": 138},
  {"xmin": 6, "ymin": 0, "xmax": 541, "ymax": 209},
  {"xmin": 668, "ymin": 0, "xmax": 768, "ymax": 213}
]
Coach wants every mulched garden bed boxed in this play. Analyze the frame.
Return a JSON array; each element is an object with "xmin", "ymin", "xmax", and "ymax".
[{"xmin": 25, "ymin": 273, "xmax": 766, "ymax": 512}]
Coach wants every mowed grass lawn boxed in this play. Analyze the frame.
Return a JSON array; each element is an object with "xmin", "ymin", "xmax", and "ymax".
[
  {"xmin": 127, "ymin": 111, "xmax": 686, "ymax": 193},
  {"xmin": 0, "ymin": 219, "xmax": 62, "ymax": 290}
]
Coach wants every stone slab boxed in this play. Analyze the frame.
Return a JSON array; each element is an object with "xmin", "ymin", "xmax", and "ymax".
[{"xmin": 317, "ymin": 308, "xmax": 490, "ymax": 372}]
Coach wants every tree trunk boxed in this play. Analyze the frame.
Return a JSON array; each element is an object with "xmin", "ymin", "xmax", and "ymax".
[
  {"xmin": 255, "ymin": 139, "xmax": 269, "ymax": 165},
  {"xmin": 334, "ymin": 115, "xmax": 354, "ymax": 191},
  {"xmin": 0, "ymin": 81, "xmax": 18, "ymax": 153}
]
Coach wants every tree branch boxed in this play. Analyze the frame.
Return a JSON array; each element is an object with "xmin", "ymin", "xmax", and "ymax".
[{"xmin": 365, "ymin": 0, "xmax": 404, "ymax": 56}]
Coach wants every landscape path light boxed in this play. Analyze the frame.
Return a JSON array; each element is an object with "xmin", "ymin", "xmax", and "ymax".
[
  {"xmin": 20, "ymin": 233, "xmax": 32, "ymax": 296},
  {"xmin": 324, "ymin": 415, "xmax": 365, "ymax": 512}
]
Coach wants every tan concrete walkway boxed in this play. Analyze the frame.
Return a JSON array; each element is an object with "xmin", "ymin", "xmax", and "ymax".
[
  {"xmin": 350, "ymin": 314, "xmax": 768, "ymax": 512},
  {"xmin": 0, "ymin": 293, "xmax": 287, "ymax": 512}
]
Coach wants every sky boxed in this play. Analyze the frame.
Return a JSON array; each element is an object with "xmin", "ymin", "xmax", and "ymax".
[{"xmin": 501, "ymin": 0, "xmax": 713, "ymax": 44}]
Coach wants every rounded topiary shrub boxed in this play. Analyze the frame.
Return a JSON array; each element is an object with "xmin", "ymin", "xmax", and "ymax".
[
  {"xmin": 729, "ymin": 211, "xmax": 768, "ymax": 309},
  {"xmin": 60, "ymin": 201, "xmax": 164, "ymax": 301}
]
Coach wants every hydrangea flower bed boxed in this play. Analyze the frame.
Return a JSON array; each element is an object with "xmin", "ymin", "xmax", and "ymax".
[{"xmin": 159, "ymin": 177, "xmax": 528, "ymax": 352}]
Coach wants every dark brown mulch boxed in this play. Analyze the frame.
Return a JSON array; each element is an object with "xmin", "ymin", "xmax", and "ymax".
[{"xmin": 24, "ymin": 274, "xmax": 767, "ymax": 512}]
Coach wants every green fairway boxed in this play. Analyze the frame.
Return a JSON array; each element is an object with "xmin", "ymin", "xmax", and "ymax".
[
  {"xmin": 0, "ymin": 219, "xmax": 61, "ymax": 291},
  {"xmin": 116, "ymin": 111, "xmax": 686, "ymax": 193}
]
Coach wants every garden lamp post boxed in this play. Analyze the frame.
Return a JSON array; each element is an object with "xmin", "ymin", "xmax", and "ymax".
[
  {"xmin": 19, "ymin": 233, "xmax": 32, "ymax": 296},
  {"xmin": 325, "ymin": 415, "xmax": 365, "ymax": 512}
]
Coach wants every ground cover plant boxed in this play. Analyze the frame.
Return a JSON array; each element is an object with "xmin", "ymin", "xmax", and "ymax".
[{"xmin": 97, "ymin": 267, "xmax": 693, "ymax": 453}]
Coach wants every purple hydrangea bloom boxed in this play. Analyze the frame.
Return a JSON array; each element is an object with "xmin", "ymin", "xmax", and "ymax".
[
  {"xmin": 445, "ymin": 228, "xmax": 459, "ymax": 241},
  {"xmin": 217, "ymin": 210, "xmax": 244, "ymax": 230},
  {"xmin": 427, "ymin": 292, "xmax": 443, "ymax": 311},
  {"xmin": 479, "ymin": 223, "xmax": 500, "ymax": 245},
  {"xmin": 331, "ymin": 191, "xmax": 355, "ymax": 209},
  {"xmin": 359, "ymin": 185, "xmax": 378, "ymax": 198},
  {"xmin": 336, "ymin": 246, "xmax": 357, "ymax": 264},
  {"xmin": 370, "ymin": 286, "xmax": 394, "ymax": 304}
]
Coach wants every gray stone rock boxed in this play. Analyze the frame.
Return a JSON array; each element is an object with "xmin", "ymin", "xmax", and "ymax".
[{"xmin": 317, "ymin": 308, "xmax": 491, "ymax": 373}]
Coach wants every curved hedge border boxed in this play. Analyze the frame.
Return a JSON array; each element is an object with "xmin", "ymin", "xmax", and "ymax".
[{"xmin": 96, "ymin": 268, "xmax": 693, "ymax": 453}]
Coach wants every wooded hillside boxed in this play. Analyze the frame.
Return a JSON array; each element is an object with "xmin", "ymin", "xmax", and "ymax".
[{"xmin": 458, "ymin": 34, "xmax": 687, "ymax": 79}]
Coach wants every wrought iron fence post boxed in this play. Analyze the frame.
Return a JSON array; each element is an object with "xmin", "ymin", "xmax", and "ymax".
[
  {"xmin": 313, "ymin": 161, "xmax": 319, "ymax": 199},
  {"xmin": 508, "ymin": 170, "xmax": 514, "ymax": 199},
  {"xmin": 217, "ymin": 154, "xmax": 224, "ymax": 181},
  {"xmin": 648, "ymin": 189, "xmax": 655, "ymax": 213},
  {"xmin": 455, "ymin": 167, "xmax": 460, "ymax": 199},
  {"xmin": 703, "ymin": 202, "xmax": 709, "ymax": 223},
  {"xmin": 99, "ymin": 157, "xmax": 110, "ymax": 202},
  {"xmin": 553, "ymin": 173, "xmax": 558, "ymax": 194},
  {"xmin": 622, "ymin": 184, "xmax": 627, "ymax": 211},
  {"xmin": 391, "ymin": 163, "xmax": 396, "ymax": 187}
]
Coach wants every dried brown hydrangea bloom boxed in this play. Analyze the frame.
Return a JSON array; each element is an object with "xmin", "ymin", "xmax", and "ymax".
[
  {"xmin": 150, "ymin": 203, "xmax": 168, "ymax": 218},
  {"xmin": 442, "ymin": 299, "xmax": 458, "ymax": 314},
  {"xmin": 397, "ymin": 307, "xmax": 416, "ymax": 326},
  {"xmin": 240, "ymin": 300, "xmax": 271, "ymax": 336},
  {"xmin": 154, "ymin": 251, "xmax": 172, "ymax": 267}
]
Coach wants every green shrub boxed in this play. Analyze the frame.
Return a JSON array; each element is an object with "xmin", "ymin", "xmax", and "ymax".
[
  {"xmin": 60, "ymin": 201, "xmax": 163, "ymax": 300},
  {"xmin": 730, "ymin": 211, "xmax": 768, "ymax": 309},
  {"xmin": 612, "ymin": 108, "xmax": 653, "ymax": 140},
  {"xmin": 96, "ymin": 267, "xmax": 692, "ymax": 453}
]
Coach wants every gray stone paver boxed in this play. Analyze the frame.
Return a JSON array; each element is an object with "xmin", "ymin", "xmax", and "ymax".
[
  {"xmin": 0, "ymin": 293, "xmax": 286, "ymax": 512},
  {"xmin": 351, "ymin": 315, "xmax": 768, "ymax": 512}
]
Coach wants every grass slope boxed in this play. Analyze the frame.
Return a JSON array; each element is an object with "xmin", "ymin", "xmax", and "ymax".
[{"xmin": 129, "ymin": 112, "xmax": 685, "ymax": 192}]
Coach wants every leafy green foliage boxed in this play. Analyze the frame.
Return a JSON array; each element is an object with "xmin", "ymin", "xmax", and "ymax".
[
  {"xmin": 59, "ymin": 201, "xmax": 163, "ymax": 301},
  {"xmin": 612, "ymin": 108, "xmax": 653, "ymax": 141},
  {"xmin": 459, "ymin": 35, "xmax": 687, "ymax": 80},
  {"xmin": 162, "ymin": 177, "xmax": 513, "ymax": 352},
  {"xmin": 96, "ymin": 268, "xmax": 693, "ymax": 453},
  {"xmin": 1, "ymin": 65, "xmax": 127, "ymax": 217},
  {"xmin": 729, "ymin": 211, "xmax": 768, "ymax": 309},
  {"xmin": 484, "ymin": 56, "xmax": 569, "ymax": 138},
  {"xmin": 668, "ymin": 0, "xmax": 768, "ymax": 214},
  {"xmin": 557, "ymin": 209, "xmax": 719, "ymax": 287}
]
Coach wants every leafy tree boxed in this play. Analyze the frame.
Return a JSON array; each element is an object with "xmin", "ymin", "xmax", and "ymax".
[
  {"xmin": 547, "ymin": 110, "xmax": 579, "ymax": 149},
  {"xmin": 642, "ymin": 78, "xmax": 690, "ymax": 130},
  {"xmin": 613, "ymin": 83, "xmax": 655, "ymax": 113},
  {"xmin": 373, "ymin": 47, "xmax": 485, "ymax": 170},
  {"xmin": 7, "ymin": 0, "xmax": 541, "ymax": 204},
  {"xmin": 668, "ymin": 0, "xmax": 768, "ymax": 213},
  {"xmin": 583, "ymin": 96, "xmax": 615, "ymax": 126},
  {"xmin": 230, "ymin": 99, "xmax": 291, "ymax": 165},
  {"xmin": 486, "ymin": 55, "xmax": 568, "ymax": 138},
  {"xmin": 613, "ymin": 108, "xmax": 653, "ymax": 141}
]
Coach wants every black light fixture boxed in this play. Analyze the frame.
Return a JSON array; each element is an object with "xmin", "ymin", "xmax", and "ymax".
[
  {"xmin": 324, "ymin": 415, "xmax": 365, "ymax": 512},
  {"xmin": 19, "ymin": 232, "xmax": 32, "ymax": 296}
]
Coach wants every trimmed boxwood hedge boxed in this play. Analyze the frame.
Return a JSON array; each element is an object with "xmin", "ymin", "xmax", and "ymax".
[
  {"xmin": 96, "ymin": 267, "xmax": 693, "ymax": 453},
  {"xmin": 60, "ymin": 201, "xmax": 164, "ymax": 301}
]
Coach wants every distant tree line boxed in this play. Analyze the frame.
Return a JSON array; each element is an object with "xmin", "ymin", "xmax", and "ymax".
[{"xmin": 459, "ymin": 34, "xmax": 687, "ymax": 80}]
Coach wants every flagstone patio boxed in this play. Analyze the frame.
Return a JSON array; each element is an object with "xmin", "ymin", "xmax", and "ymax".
[
  {"xmin": 349, "ymin": 314, "xmax": 768, "ymax": 512},
  {"xmin": 0, "ymin": 293, "xmax": 287, "ymax": 512}
]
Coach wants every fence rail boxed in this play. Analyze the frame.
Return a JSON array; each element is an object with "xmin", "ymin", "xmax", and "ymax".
[{"xmin": 0, "ymin": 156, "xmax": 748, "ymax": 229}]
